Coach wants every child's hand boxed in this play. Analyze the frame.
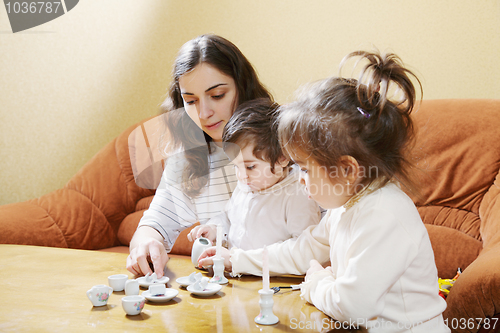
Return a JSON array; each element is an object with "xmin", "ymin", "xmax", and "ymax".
[
  {"xmin": 187, "ymin": 225, "xmax": 217, "ymax": 243},
  {"xmin": 306, "ymin": 259, "xmax": 325, "ymax": 278},
  {"xmin": 197, "ymin": 246, "xmax": 232, "ymax": 271}
]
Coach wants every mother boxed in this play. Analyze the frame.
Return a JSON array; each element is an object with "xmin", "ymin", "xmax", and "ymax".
[{"xmin": 126, "ymin": 34, "xmax": 273, "ymax": 278}]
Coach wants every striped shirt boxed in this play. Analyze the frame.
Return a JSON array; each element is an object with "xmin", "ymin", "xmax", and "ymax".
[{"xmin": 138, "ymin": 144, "xmax": 237, "ymax": 252}]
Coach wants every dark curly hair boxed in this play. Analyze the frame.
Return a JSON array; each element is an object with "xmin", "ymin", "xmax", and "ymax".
[
  {"xmin": 222, "ymin": 98, "xmax": 283, "ymax": 173},
  {"xmin": 278, "ymin": 50, "xmax": 422, "ymax": 194}
]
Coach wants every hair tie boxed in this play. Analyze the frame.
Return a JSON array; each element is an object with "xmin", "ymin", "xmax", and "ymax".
[{"xmin": 357, "ymin": 107, "xmax": 371, "ymax": 119}]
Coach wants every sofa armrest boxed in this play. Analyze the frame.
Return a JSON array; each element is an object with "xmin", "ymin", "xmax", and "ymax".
[
  {"xmin": 444, "ymin": 244, "xmax": 500, "ymax": 333},
  {"xmin": 117, "ymin": 210, "xmax": 197, "ymax": 256}
]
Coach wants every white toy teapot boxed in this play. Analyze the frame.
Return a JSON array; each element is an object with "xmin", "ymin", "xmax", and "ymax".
[
  {"xmin": 191, "ymin": 237, "xmax": 212, "ymax": 267},
  {"xmin": 86, "ymin": 284, "xmax": 113, "ymax": 307}
]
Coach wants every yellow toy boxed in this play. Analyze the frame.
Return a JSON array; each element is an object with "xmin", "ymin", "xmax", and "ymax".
[{"xmin": 438, "ymin": 268, "xmax": 462, "ymax": 299}]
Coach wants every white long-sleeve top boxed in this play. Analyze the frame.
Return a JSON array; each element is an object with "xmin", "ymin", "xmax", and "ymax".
[
  {"xmin": 207, "ymin": 167, "xmax": 322, "ymax": 250},
  {"xmin": 230, "ymin": 183, "xmax": 449, "ymax": 333},
  {"xmin": 138, "ymin": 144, "xmax": 237, "ymax": 251}
]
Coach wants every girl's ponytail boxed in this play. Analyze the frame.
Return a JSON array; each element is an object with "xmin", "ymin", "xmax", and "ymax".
[
  {"xmin": 340, "ymin": 50, "xmax": 422, "ymax": 117},
  {"xmin": 279, "ymin": 49, "xmax": 422, "ymax": 195}
]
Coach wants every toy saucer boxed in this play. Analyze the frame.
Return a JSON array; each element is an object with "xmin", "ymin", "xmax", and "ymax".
[
  {"xmin": 176, "ymin": 276, "xmax": 196, "ymax": 288},
  {"xmin": 187, "ymin": 283, "xmax": 222, "ymax": 296},
  {"xmin": 137, "ymin": 276, "xmax": 170, "ymax": 288},
  {"xmin": 142, "ymin": 289, "xmax": 179, "ymax": 303}
]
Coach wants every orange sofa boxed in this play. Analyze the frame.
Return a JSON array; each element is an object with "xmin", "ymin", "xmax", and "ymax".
[{"xmin": 1, "ymin": 99, "xmax": 499, "ymax": 333}]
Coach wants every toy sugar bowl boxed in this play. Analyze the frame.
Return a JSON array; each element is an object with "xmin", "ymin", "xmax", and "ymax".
[
  {"xmin": 125, "ymin": 279, "xmax": 140, "ymax": 296},
  {"xmin": 87, "ymin": 284, "xmax": 113, "ymax": 307},
  {"xmin": 192, "ymin": 277, "xmax": 209, "ymax": 291}
]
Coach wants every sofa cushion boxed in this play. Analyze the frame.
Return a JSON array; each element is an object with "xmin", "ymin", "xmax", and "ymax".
[
  {"xmin": 0, "ymin": 187, "xmax": 121, "ymax": 249},
  {"xmin": 417, "ymin": 206, "xmax": 481, "ymax": 241},
  {"xmin": 425, "ymin": 224, "xmax": 482, "ymax": 278},
  {"xmin": 0, "ymin": 120, "xmax": 155, "ymax": 249},
  {"xmin": 136, "ymin": 196, "xmax": 154, "ymax": 211},
  {"xmin": 0, "ymin": 201, "xmax": 69, "ymax": 248},
  {"xmin": 118, "ymin": 210, "xmax": 146, "ymax": 246},
  {"xmin": 408, "ymin": 99, "xmax": 500, "ymax": 278},
  {"xmin": 479, "ymin": 169, "xmax": 500, "ymax": 249},
  {"xmin": 411, "ymin": 99, "xmax": 500, "ymax": 214}
]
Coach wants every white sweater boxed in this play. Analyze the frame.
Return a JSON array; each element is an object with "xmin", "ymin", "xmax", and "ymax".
[
  {"xmin": 207, "ymin": 167, "xmax": 322, "ymax": 250},
  {"xmin": 138, "ymin": 144, "xmax": 237, "ymax": 251},
  {"xmin": 231, "ymin": 183, "xmax": 449, "ymax": 333}
]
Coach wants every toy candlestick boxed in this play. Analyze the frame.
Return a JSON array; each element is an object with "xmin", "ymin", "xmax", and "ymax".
[
  {"xmin": 254, "ymin": 289, "xmax": 279, "ymax": 325},
  {"xmin": 215, "ymin": 225, "xmax": 222, "ymax": 259},
  {"xmin": 262, "ymin": 246, "xmax": 270, "ymax": 291},
  {"xmin": 210, "ymin": 257, "xmax": 228, "ymax": 284}
]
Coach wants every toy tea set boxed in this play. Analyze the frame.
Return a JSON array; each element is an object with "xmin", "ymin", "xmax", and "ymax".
[{"xmin": 86, "ymin": 226, "xmax": 282, "ymax": 324}]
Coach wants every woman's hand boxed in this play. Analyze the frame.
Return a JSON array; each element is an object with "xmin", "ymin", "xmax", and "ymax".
[
  {"xmin": 187, "ymin": 224, "xmax": 217, "ymax": 243},
  {"xmin": 197, "ymin": 246, "xmax": 232, "ymax": 271},
  {"xmin": 127, "ymin": 226, "xmax": 169, "ymax": 278},
  {"xmin": 305, "ymin": 259, "xmax": 326, "ymax": 279}
]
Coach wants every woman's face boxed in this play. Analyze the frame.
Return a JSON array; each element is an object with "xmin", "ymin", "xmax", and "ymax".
[{"xmin": 178, "ymin": 63, "xmax": 238, "ymax": 142}]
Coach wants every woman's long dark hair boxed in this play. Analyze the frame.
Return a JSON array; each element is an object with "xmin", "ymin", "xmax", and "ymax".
[{"xmin": 161, "ymin": 34, "xmax": 273, "ymax": 197}]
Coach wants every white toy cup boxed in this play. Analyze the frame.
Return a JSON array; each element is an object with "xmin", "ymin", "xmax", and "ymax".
[
  {"xmin": 122, "ymin": 295, "xmax": 146, "ymax": 315},
  {"xmin": 108, "ymin": 274, "xmax": 128, "ymax": 292}
]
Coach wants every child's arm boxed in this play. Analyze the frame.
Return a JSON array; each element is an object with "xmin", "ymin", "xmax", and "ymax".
[
  {"xmin": 197, "ymin": 212, "xmax": 333, "ymax": 273},
  {"xmin": 197, "ymin": 246, "xmax": 232, "ymax": 270},
  {"xmin": 228, "ymin": 209, "xmax": 341, "ymax": 277},
  {"xmin": 284, "ymin": 185, "xmax": 322, "ymax": 237},
  {"xmin": 300, "ymin": 205, "xmax": 436, "ymax": 325},
  {"xmin": 192, "ymin": 189, "xmax": 233, "ymax": 244},
  {"xmin": 205, "ymin": 212, "xmax": 230, "ymax": 244}
]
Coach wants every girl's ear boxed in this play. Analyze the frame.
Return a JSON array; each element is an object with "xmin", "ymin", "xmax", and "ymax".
[
  {"xmin": 338, "ymin": 155, "xmax": 361, "ymax": 184},
  {"xmin": 277, "ymin": 156, "xmax": 290, "ymax": 168}
]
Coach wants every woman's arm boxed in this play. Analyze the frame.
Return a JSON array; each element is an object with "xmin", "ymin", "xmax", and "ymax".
[
  {"xmin": 127, "ymin": 183, "xmax": 199, "ymax": 278},
  {"xmin": 127, "ymin": 156, "xmax": 199, "ymax": 278}
]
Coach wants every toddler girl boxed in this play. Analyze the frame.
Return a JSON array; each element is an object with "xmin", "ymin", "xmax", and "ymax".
[{"xmin": 199, "ymin": 51, "xmax": 450, "ymax": 332}]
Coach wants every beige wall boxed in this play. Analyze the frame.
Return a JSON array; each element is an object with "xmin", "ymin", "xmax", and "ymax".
[{"xmin": 1, "ymin": 0, "xmax": 499, "ymax": 205}]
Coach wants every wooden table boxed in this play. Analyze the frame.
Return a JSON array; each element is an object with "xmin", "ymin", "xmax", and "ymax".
[{"xmin": 0, "ymin": 245, "xmax": 362, "ymax": 332}]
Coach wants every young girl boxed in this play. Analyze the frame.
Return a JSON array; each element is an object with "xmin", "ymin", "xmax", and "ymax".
[
  {"xmin": 187, "ymin": 98, "xmax": 321, "ymax": 250},
  {"xmin": 199, "ymin": 51, "xmax": 450, "ymax": 332},
  {"xmin": 126, "ymin": 34, "xmax": 273, "ymax": 278}
]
